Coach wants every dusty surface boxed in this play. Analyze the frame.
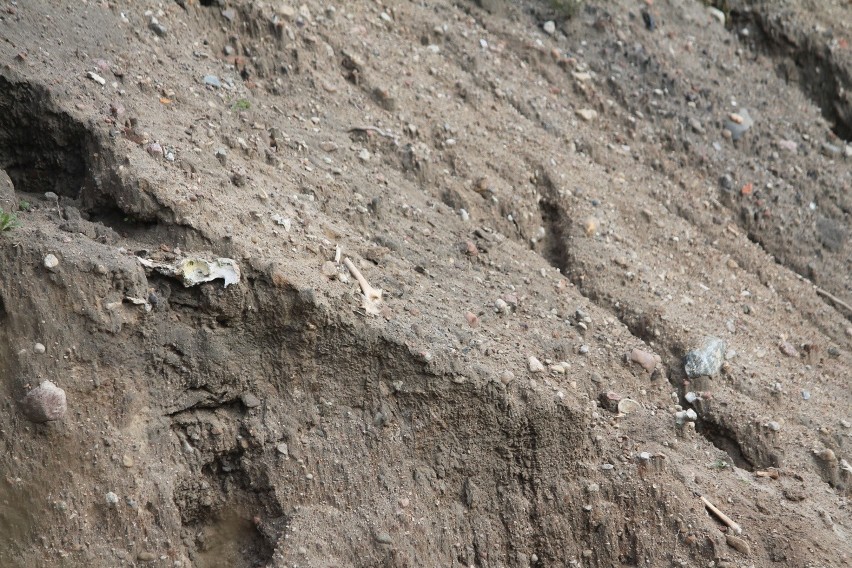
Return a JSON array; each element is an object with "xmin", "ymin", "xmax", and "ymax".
[{"xmin": 0, "ymin": 0, "xmax": 851, "ymax": 567}]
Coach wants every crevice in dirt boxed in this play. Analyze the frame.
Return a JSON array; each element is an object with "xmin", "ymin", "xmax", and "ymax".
[
  {"xmin": 0, "ymin": 75, "xmax": 197, "ymax": 246},
  {"xmin": 695, "ymin": 419, "xmax": 755, "ymax": 471},
  {"xmin": 0, "ymin": 76, "xmax": 92, "ymax": 199},
  {"xmin": 533, "ymin": 183, "xmax": 767, "ymax": 475},
  {"xmin": 726, "ymin": 7, "xmax": 852, "ymax": 141}
]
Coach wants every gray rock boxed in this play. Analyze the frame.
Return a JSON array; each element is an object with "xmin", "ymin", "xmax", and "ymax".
[
  {"xmin": 684, "ymin": 337, "xmax": 726, "ymax": 378},
  {"xmin": 241, "ymin": 392, "xmax": 261, "ymax": 408},
  {"xmin": 543, "ymin": 21, "xmax": 556, "ymax": 35},
  {"xmin": 723, "ymin": 109, "xmax": 753, "ymax": 141},
  {"xmin": 148, "ymin": 19, "xmax": 167, "ymax": 37},
  {"xmin": 203, "ymin": 75, "xmax": 222, "ymax": 88},
  {"xmin": 20, "ymin": 381, "xmax": 67, "ymax": 423}
]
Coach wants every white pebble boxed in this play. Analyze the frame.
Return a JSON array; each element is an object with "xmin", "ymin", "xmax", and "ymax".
[
  {"xmin": 33, "ymin": 343, "xmax": 46, "ymax": 354},
  {"xmin": 528, "ymin": 356, "xmax": 544, "ymax": 373},
  {"xmin": 44, "ymin": 254, "xmax": 59, "ymax": 269}
]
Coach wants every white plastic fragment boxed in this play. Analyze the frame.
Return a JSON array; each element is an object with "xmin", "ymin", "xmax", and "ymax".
[
  {"xmin": 138, "ymin": 256, "xmax": 241, "ymax": 288},
  {"xmin": 87, "ymin": 71, "xmax": 106, "ymax": 85}
]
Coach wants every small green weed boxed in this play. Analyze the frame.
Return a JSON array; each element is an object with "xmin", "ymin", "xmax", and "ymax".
[
  {"xmin": 549, "ymin": 0, "xmax": 584, "ymax": 18},
  {"xmin": 232, "ymin": 98, "xmax": 251, "ymax": 111},
  {"xmin": 0, "ymin": 209, "xmax": 20, "ymax": 232},
  {"xmin": 19, "ymin": 200, "xmax": 30, "ymax": 212}
]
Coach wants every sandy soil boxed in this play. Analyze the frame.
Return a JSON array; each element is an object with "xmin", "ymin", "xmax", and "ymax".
[{"xmin": 0, "ymin": 0, "xmax": 850, "ymax": 566}]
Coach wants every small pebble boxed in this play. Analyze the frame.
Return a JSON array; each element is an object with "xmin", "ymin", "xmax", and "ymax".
[
  {"xmin": 801, "ymin": 390, "xmax": 810, "ymax": 401},
  {"xmin": 499, "ymin": 370, "xmax": 515, "ymax": 385},
  {"xmin": 542, "ymin": 21, "xmax": 556, "ymax": 35},
  {"xmin": 465, "ymin": 311, "xmax": 478, "ymax": 327},
  {"xmin": 528, "ymin": 356, "xmax": 544, "ymax": 373},
  {"xmin": 137, "ymin": 551, "xmax": 157, "ymax": 562},
  {"xmin": 583, "ymin": 216, "xmax": 599, "ymax": 235},
  {"xmin": 576, "ymin": 108, "xmax": 598, "ymax": 122},
  {"xmin": 778, "ymin": 341, "xmax": 798, "ymax": 358},
  {"xmin": 276, "ymin": 443, "xmax": 288, "ymax": 455},
  {"xmin": 20, "ymin": 380, "xmax": 67, "ymax": 423},
  {"xmin": 766, "ymin": 421, "xmax": 781, "ymax": 432},
  {"xmin": 241, "ymin": 393, "xmax": 261, "ymax": 408},
  {"xmin": 106, "ymin": 492, "xmax": 119, "ymax": 506},
  {"xmin": 358, "ymin": 148, "xmax": 371, "ymax": 161},
  {"xmin": 44, "ymin": 254, "xmax": 59, "ymax": 269},
  {"xmin": 579, "ymin": 345, "xmax": 590, "ymax": 355},
  {"xmin": 375, "ymin": 533, "xmax": 392, "ymax": 545},
  {"xmin": 725, "ymin": 534, "xmax": 751, "ymax": 556},
  {"xmin": 122, "ymin": 455, "xmax": 134, "ymax": 468},
  {"xmin": 33, "ymin": 342, "xmax": 46, "ymax": 354},
  {"xmin": 630, "ymin": 348, "xmax": 657, "ymax": 372}
]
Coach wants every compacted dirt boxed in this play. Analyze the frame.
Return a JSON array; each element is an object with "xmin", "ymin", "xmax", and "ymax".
[{"xmin": 0, "ymin": 0, "xmax": 850, "ymax": 567}]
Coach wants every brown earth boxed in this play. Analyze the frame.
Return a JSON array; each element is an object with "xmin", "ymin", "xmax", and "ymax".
[{"xmin": 0, "ymin": 0, "xmax": 851, "ymax": 567}]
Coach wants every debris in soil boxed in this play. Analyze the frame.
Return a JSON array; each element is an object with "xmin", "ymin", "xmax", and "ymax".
[
  {"xmin": 701, "ymin": 495, "xmax": 743, "ymax": 535},
  {"xmin": 19, "ymin": 381, "xmax": 67, "ymax": 423},
  {"xmin": 344, "ymin": 257, "xmax": 383, "ymax": 315},
  {"xmin": 138, "ymin": 257, "xmax": 241, "ymax": 287}
]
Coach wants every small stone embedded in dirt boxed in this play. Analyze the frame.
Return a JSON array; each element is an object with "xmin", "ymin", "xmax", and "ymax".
[
  {"xmin": 499, "ymin": 370, "xmax": 514, "ymax": 385},
  {"xmin": 465, "ymin": 311, "xmax": 478, "ymax": 327},
  {"xmin": 358, "ymin": 148, "xmax": 371, "ymax": 162},
  {"xmin": 688, "ymin": 117, "xmax": 705, "ymax": 134},
  {"xmin": 375, "ymin": 532, "xmax": 392, "ymax": 545},
  {"xmin": 617, "ymin": 398, "xmax": 641, "ymax": 414},
  {"xmin": 146, "ymin": 142, "xmax": 163, "ymax": 158},
  {"xmin": 684, "ymin": 337, "xmax": 726, "ymax": 378},
  {"xmin": 816, "ymin": 448, "xmax": 837, "ymax": 462},
  {"xmin": 43, "ymin": 254, "xmax": 59, "ymax": 270},
  {"xmin": 528, "ymin": 356, "xmax": 544, "ymax": 373},
  {"xmin": 726, "ymin": 534, "xmax": 751, "ymax": 556},
  {"xmin": 231, "ymin": 167, "xmax": 247, "ymax": 186},
  {"xmin": 241, "ymin": 393, "xmax": 261, "ymax": 408},
  {"xmin": 583, "ymin": 216, "xmax": 600, "ymax": 236},
  {"xmin": 137, "ymin": 551, "xmax": 157, "ymax": 562},
  {"xmin": 629, "ymin": 348, "xmax": 657, "ymax": 372},
  {"xmin": 723, "ymin": 108, "xmax": 753, "ymax": 141},
  {"xmin": 543, "ymin": 21, "xmax": 556, "ymax": 35},
  {"xmin": 214, "ymin": 148, "xmax": 227, "ymax": 165},
  {"xmin": 148, "ymin": 18, "xmax": 167, "ymax": 37},
  {"xmin": 579, "ymin": 345, "xmax": 590, "ymax": 355},
  {"xmin": 20, "ymin": 381, "xmax": 67, "ymax": 423},
  {"xmin": 779, "ymin": 340, "xmax": 798, "ymax": 357},
  {"xmin": 203, "ymin": 75, "xmax": 222, "ymax": 88},
  {"xmin": 707, "ymin": 6, "xmax": 726, "ymax": 25},
  {"xmin": 105, "ymin": 492, "xmax": 119, "ymax": 506},
  {"xmin": 576, "ymin": 108, "xmax": 598, "ymax": 122},
  {"xmin": 276, "ymin": 442, "xmax": 288, "ymax": 456},
  {"xmin": 122, "ymin": 455, "xmax": 134, "ymax": 468},
  {"xmin": 33, "ymin": 342, "xmax": 46, "ymax": 354}
]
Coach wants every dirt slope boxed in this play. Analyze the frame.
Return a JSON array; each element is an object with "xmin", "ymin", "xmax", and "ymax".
[{"xmin": 0, "ymin": 0, "xmax": 850, "ymax": 567}]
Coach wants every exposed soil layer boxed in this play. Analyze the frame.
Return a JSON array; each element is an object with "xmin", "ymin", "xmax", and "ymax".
[{"xmin": 0, "ymin": 1, "xmax": 850, "ymax": 567}]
